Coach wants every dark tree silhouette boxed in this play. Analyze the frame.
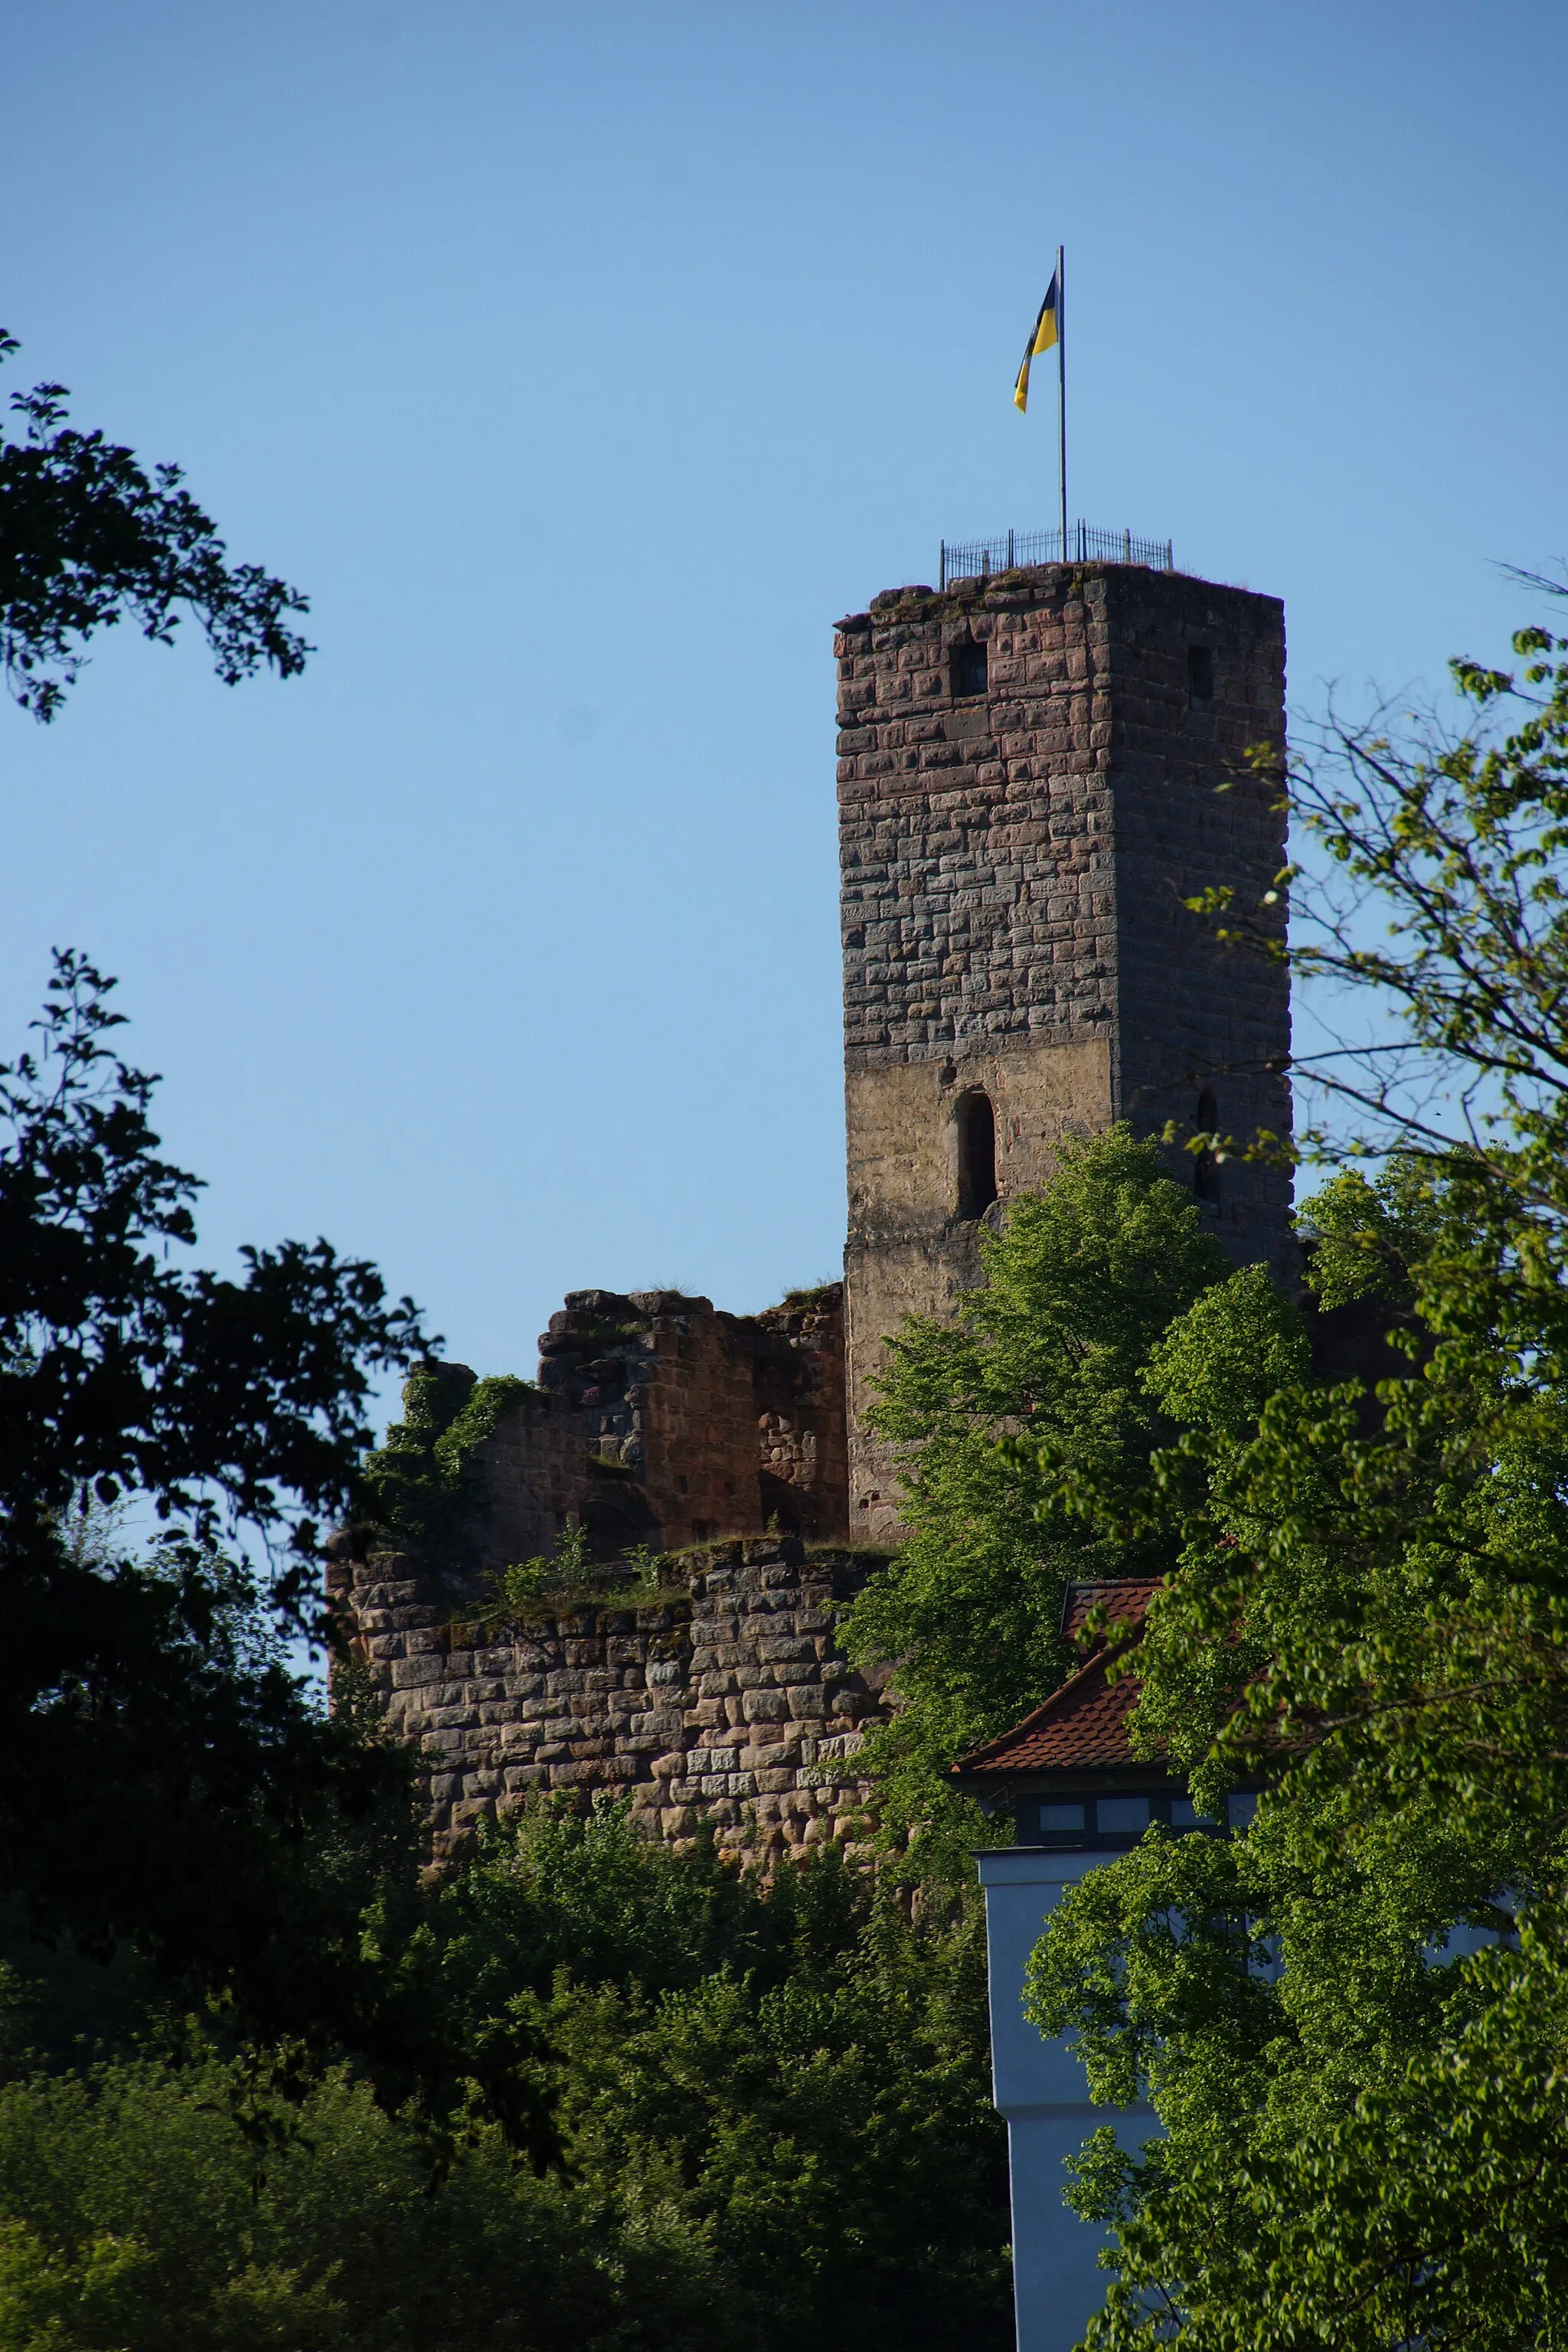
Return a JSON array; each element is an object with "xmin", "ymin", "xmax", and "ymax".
[
  {"xmin": 0, "ymin": 955, "xmax": 470, "ymax": 2117},
  {"xmin": 0, "ymin": 328, "xmax": 310, "ymax": 719}
]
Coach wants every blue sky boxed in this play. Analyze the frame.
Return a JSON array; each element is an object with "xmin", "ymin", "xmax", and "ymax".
[{"xmin": 2, "ymin": 0, "xmax": 1563, "ymax": 1404}]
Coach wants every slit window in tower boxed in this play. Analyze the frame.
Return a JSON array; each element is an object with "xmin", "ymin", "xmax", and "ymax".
[
  {"xmin": 952, "ymin": 639, "xmax": 988, "ymax": 698},
  {"xmin": 1187, "ymin": 645, "xmax": 1214, "ymax": 707},
  {"xmin": 1194, "ymin": 1086, "xmax": 1221, "ymax": 1204},
  {"xmin": 957, "ymin": 1091, "xmax": 998, "ymax": 1217}
]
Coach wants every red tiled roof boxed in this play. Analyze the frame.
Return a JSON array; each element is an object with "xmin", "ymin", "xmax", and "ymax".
[
  {"xmin": 950, "ymin": 1576, "xmax": 1161, "ymax": 1778},
  {"xmin": 1059, "ymin": 1576, "xmax": 1160, "ymax": 1648}
]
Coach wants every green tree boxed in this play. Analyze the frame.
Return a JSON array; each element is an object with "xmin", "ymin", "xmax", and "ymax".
[
  {"xmin": 0, "ymin": 329, "xmax": 309, "ymax": 720},
  {"xmin": 1018, "ymin": 612, "xmax": 1568, "ymax": 2346},
  {"xmin": 0, "ymin": 2055, "xmax": 677, "ymax": 2352},
  {"xmin": 0, "ymin": 1805, "xmax": 1012, "ymax": 2352},
  {"xmin": 1204, "ymin": 596, "xmax": 1568, "ymax": 1273},
  {"xmin": 841, "ymin": 1128, "xmax": 1230, "ymax": 1843},
  {"xmin": 0, "ymin": 952, "xmax": 498, "ymax": 2132},
  {"xmin": 435, "ymin": 1804, "xmax": 1011, "ymax": 2351}
]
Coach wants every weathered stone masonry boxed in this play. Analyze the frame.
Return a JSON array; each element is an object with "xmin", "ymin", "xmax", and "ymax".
[
  {"xmin": 332, "ymin": 1537, "xmax": 893, "ymax": 1862},
  {"xmin": 334, "ymin": 1287, "xmax": 872, "ymax": 1857},
  {"xmin": 456, "ymin": 1282, "xmax": 848, "ymax": 1573},
  {"xmin": 838, "ymin": 562, "xmax": 1292, "ymax": 1535}
]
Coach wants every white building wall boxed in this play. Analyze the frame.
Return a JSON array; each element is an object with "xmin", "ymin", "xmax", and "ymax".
[{"xmin": 976, "ymin": 1849, "xmax": 1156, "ymax": 2352}]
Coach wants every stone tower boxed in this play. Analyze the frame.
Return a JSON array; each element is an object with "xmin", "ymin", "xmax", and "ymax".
[{"xmin": 837, "ymin": 560, "xmax": 1291, "ymax": 1540}]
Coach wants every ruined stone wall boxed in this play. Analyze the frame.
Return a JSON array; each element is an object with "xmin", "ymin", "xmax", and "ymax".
[
  {"xmin": 837, "ymin": 561, "xmax": 1292, "ymax": 1537},
  {"xmin": 332, "ymin": 1537, "xmax": 892, "ymax": 1863},
  {"xmin": 458, "ymin": 1283, "xmax": 848, "ymax": 1573},
  {"xmin": 338, "ymin": 559, "xmax": 1298, "ymax": 1853}
]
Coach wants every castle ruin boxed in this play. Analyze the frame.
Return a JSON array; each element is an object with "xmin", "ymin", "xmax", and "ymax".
[{"xmin": 336, "ymin": 555, "xmax": 1291, "ymax": 1858}]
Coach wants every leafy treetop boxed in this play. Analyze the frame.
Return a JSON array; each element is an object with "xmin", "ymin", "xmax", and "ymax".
[
  {"xmin": 841, "ymin": 1127, "xmax": 1230, "ymax": 1857},
  {"xmin": 1, "ymin": 949, "xmax": 425, "ymax": 1588},
  {"xmin": 1011, "ymin": 598, "xmax": 1568, "ymax": 2347},
  {"xmin": 0, "ymin": 328, "xmax": 310, "ymax": 720}
]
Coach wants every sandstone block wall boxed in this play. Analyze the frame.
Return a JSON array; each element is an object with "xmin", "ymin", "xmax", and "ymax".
[
  {"xmin": 837, "ymin": 561, "xmax": 1292, "ymax": 1535},
  {"xmin": 1101, "ymin": 571, "xmax": 1292, "ymax": 1161},
  {"xmin": 332, "ymin": 1537, "xmax": 893, "ymax": 1863},
  {"xmin": 455, "ymin": 1283, "xmax": 848, "ymax": 1573}
]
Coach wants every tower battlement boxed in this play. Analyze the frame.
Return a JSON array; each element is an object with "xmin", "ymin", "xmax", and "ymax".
[{"xmin": 838, "ymin": 561, "xmax": 1292, "ymax": 1538}]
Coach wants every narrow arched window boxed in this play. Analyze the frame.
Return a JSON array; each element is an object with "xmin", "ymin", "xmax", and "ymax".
[
  {"xmin": 1194, "ymin": 1087, "xmax": 1221, "ymax": 1204},
  {"xmin": 956, "ymin": 1092, "xmax": 998, "ymax": 1217}
]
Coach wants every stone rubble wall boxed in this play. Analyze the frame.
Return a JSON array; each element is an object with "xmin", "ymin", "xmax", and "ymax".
[
  {"xmin": 332, "ymin": 1537, "xmax": 893, "ymax": 1863},
  {"xmin": 457, "ymin": 1284, "xmax": 848, "ymax": 1573},
  {"xmin": 338, "ymin": 557, "xmax": 1299, "ymax": 1821}
]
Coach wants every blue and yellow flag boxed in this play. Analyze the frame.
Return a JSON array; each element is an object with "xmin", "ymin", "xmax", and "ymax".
[{"xmin": 1013, "ymin": 273, "xmax": 1059, "ymax": 413}]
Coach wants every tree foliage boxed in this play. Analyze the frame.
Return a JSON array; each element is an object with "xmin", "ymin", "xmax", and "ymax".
[
  {"xmin": 841, "ymin": 1129, "xmax": 1229, "ymax": 1842},
  {"xmin": 1206, "ymin": 612, "xmax": 1568, "ymax": 1250},
  {"xmin": 0, "ymin": 330, "xmax": 309, "ymax": 720},
  {"xmin": 1018, "ymin": 609, "xmax": 1568, "ymax": 2346},
  {"xmin": 0, "ymin": 1805, "xmax": 1011, "ymax": 2352},
  {"xmin": 0, "ymin": 952, "xmax": 456, "ymax": 2108}
]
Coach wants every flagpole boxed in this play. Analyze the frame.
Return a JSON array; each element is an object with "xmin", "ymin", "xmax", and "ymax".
[{"xmin": 1057, "ymin": 243, "xmax": 1067, "ymax": 561}]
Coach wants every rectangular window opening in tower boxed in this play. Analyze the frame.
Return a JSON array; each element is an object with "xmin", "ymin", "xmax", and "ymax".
[{"xmin": 951, "ymin": 640, "xmax": 988, "ymax": 698}]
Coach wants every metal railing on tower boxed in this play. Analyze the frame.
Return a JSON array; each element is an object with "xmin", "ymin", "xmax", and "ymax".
[{"xmin": 938, "ymin": 524, "xmax": 1174, "ymax": 590}]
